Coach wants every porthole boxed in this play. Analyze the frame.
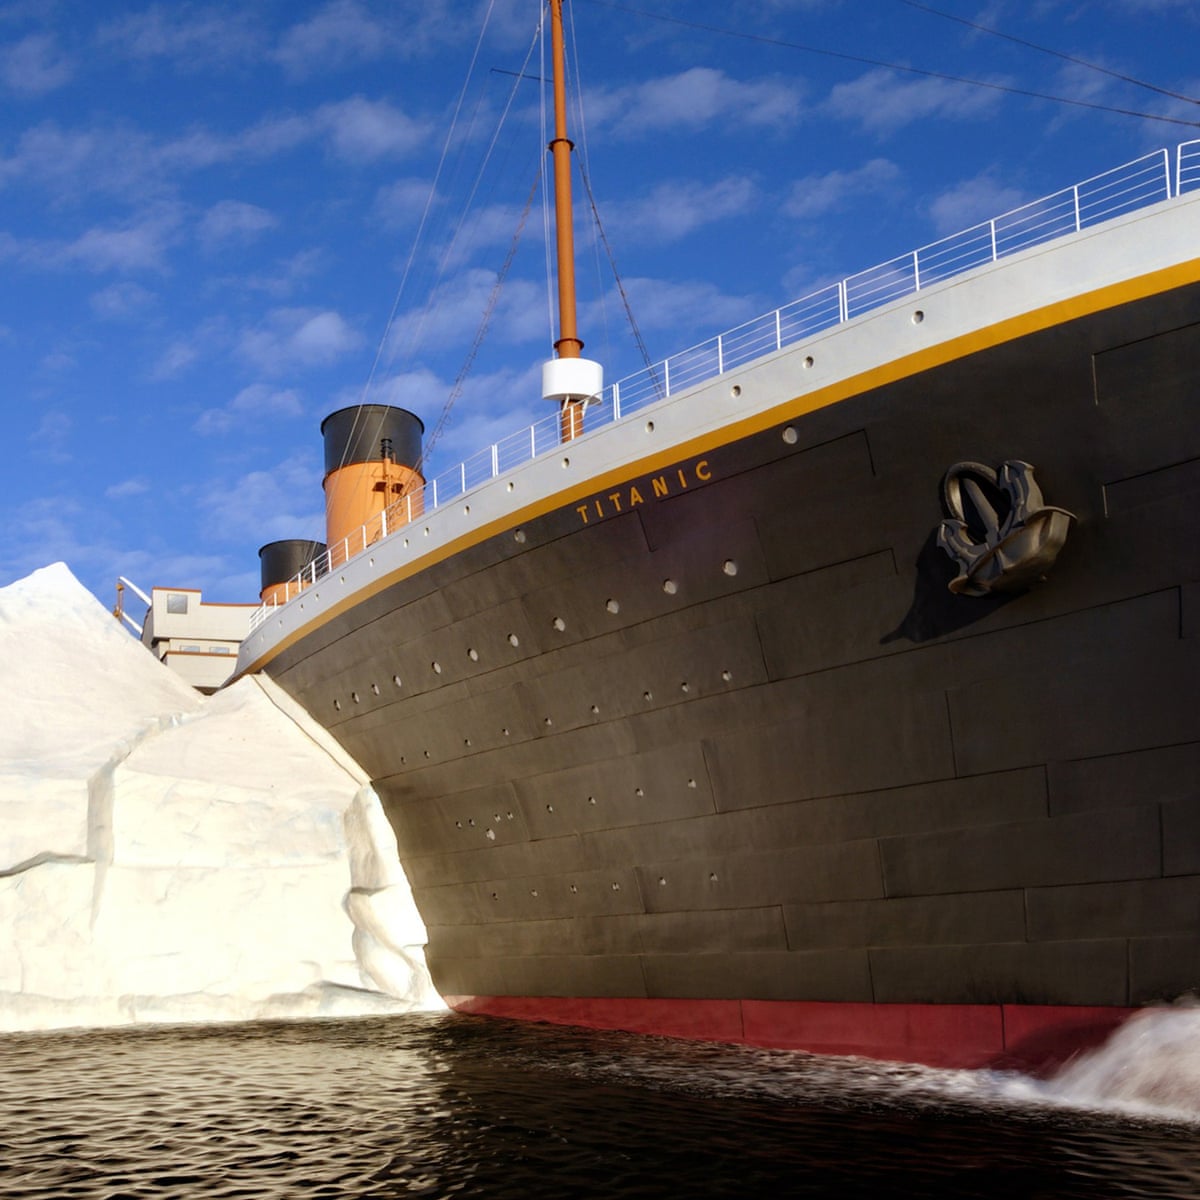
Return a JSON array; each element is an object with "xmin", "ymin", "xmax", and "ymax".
[
  {"xmin": 662, "ymin": 579, "xmax": 677, "ymax": 595},
  {"xmin": 782, "ymin": 426, "xmax": 798, "ymax": 445},
  {"xmin": 912, "ymin": 309, "xmax": 925, "ymax": 324},
  {"xmin": 731, "ymin": 384, "xmax": 742, "ymax": 398},
  {"xmin": 552, "ymin": 616, "xmax": 566, "ymax": 632},
  {"xmin": 723, "ymin": 560, "xmax": 738, "ymax": 576},
  {"xmin": 508, "ymin": 633, "xmax": 520, "ymax": 647},
  {"xmin": 605, "ymin": 599, "xmax": 620, "ymax": 614}
]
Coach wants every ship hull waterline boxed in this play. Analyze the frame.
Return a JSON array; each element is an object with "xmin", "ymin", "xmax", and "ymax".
[{"xmin": 243, "ymin": 197, "xmax": 1200, "ymax": 1070}]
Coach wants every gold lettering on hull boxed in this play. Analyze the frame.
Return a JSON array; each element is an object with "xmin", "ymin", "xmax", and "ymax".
[{"xmin": 575, "ymin": 458, "xmax": 712, "ymax": 525}]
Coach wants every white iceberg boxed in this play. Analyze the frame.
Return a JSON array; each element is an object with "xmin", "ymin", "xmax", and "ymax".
[{"xmin": 0, "ymin": 563, "xmax": 443, "ymax": 1031}]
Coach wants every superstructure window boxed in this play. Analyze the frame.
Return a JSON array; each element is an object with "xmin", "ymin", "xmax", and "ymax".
[{"xmin": 167, "ymin": 593, "xmax": 189, "ymax": 614}]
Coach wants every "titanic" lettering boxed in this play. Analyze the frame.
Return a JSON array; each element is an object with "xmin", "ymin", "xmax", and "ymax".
[{"xmin": 575, "ymin": 458, "xmax": 712, "ymax": 525}]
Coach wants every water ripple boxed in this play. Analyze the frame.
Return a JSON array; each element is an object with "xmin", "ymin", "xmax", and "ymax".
[{"xmin": 1, "ymin": 1013, "xmax": 1197, "ymax": 1198}]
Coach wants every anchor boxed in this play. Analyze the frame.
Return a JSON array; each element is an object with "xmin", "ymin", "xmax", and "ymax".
[{"xmin": 936, "ymin": 460, "xmax": 1075, "ymax": 597}]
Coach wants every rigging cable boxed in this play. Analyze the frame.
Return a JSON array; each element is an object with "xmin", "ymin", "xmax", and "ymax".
[
  {"xmin": 897, "ymin": 0, "xmax": 1200, "ymax": 109},
  {"xmin": 419, "ymin": 172, "xmax": 542, "ymax": 466},
  {"xmin": 579, "ymin": 0, "xmax": 1200, "ymax": 129},
  {"xmin": 324, "ymin": 0, "xmax": 501, "ymax": 535}
]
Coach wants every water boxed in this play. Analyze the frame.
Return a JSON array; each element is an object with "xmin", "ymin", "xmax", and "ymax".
[{"xmin": 2, "ymin": 1011, "xmax": 1198, "ymax": 1199}]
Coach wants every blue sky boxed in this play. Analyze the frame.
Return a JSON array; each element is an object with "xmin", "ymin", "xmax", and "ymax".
[{"xmin": 2, "ymin": 0, "xmax": 1197, "ymax": 612}]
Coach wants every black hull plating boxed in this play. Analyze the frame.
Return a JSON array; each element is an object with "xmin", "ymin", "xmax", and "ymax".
[{"xmin": 265, "ymin": 282, "xmax": 1200, "ymax": 1014}]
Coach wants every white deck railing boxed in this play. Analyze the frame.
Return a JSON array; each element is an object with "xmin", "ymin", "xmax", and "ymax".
[{"xmin": 251, "ymin": 140, "xmax": 1200, "ymax": 629}]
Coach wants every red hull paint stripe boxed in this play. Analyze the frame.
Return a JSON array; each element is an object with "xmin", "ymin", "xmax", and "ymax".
[{"xmin": 443, "ymin": 995, "xmax": 1136, "ymax": 1072}]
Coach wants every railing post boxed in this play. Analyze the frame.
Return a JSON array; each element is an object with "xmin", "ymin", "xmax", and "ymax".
[
  {"xmin": 461, "ymin": 461, "xmax": 467, "ymax": 494},
  {"xmin": 406, "ymin": 492, "xmax": 413, "ymax": 524},
  {"xmin": 990, "ymin": 218, "xmax": 997, "ymax": 261},
  {"xmin": 663, "ymin": 357, "xmax": 670, "ymax": 397},
  {"xmin": 912, "ymin": 249, "xmax": 921, "ymax": 292},
  {"xmin": 717, "ymin": 334, "xmax": 724, "ymax": 375},
  {"xmin": 1073, "ymin": 184, "xmax": 1081, "ymax": 232},
  {"xmin": 491, "ymin": 443, "xmax": 499, "ymax": 477},
  {"xmin": 432, "ymin": 478, "xmax": 438, "ymax": 509},
  {"xmin": 381, "ymin": 508, "xmax": 388, "ymax": 538},
  {"xmin": 613, "ymin": 381, "xmax": 621, "ymax": 420},
  {"xmin": 530, "ymin": 423, "xmax": 536, "ymax": 460},
  {"xmin": 838, "ymin": 280, "xmax": 848, "ymax": 324},
  {"xmin": 775, "ymin": 309, "xmax": 782, "ymax": 351}
]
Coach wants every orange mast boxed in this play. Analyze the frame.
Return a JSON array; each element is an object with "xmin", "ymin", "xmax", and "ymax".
[{"xmin": 542, "ymin": 0, "xmax": 603, "ymax": 442}]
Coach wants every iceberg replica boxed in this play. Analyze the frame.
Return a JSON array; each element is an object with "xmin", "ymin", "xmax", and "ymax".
[{"xmin": 0, "ymin": 563, "xmax": 442, "ymax": 1031}]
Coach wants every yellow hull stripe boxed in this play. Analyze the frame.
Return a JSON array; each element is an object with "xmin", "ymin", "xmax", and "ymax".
[{"xmin": 238, "ymin": 257, "xmax": 1200, "ymax": 677}]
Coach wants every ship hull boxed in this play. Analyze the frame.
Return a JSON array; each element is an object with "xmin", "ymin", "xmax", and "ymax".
[{"xmin": 249, "ymin": 198, "xmax": 1200, "ymax": 1067}]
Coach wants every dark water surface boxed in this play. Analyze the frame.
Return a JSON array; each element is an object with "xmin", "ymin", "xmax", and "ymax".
[{"xmin": 2, "ymin": 1011, "xmax": 1197, "ymax": 1198}]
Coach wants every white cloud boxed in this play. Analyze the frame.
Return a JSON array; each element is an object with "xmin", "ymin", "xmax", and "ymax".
[
  {"xmin": 783, "ymin": 158, "xmax": 901, "ymax": 220},
  {"xmin": 151, "ymin": 339, "xmax": 200, "ymax": 380},
  {"xmin": 194, "ymin": 383, "xmax": 305, "ymax": 436},
  {"xmin": 28, "ymin": 411, "xmax": 72, "ymax": 463},
  {"xmin": 238, "ymin": 308, "xmax": 364, "ymax": 374},
  {"xmin": 600, "ymin": 277, "xmax": 759, "ymax": 343},
  {"xmin": 927, "ymin": 173, "xmax": 1029, "ymax": 236},
  {"xmin": 384, "ymin": 270, "xmax": 548, "ymax": 361},
  {"xmin": 826, "ymin": 68, "xmax": 1003, "ymax": 134},
  {"xmin": 589, "ymin": 68, "xmax": 803, "ymax": 135},
  {"xmin": 90, "ymin": 281, "xmax": 156, "ymax": 319},
  {"xmin": 0, "ymin": 33, "xmax": 72, "ymax": 95},
  {"xmin": 603, "ymin": 177, "xmax": 759, "ymax": 244},
  {"xmin": 315, "ymin": 96, "xmax": 428, "ymax": 161},
  {"xmin": 274, "ymin": 0, "xmax": 391, "ymax": 77},
  {"xmin": 8, "ymin": 208, "xmax": 185, "ymax": 276},
  {"xmin": 198, "ymin": 200, "xmax": 279, "ymax": 247},
  {"xmin": 198, "ymin": 454, "xmax": 326, "ymax": 545},
  {"xmin": 217, "ymin": 248, "xmax": 326, "ymax": 299},
  {"xmin": 374, "ymin": 178, "xmax": 438, "ymax": 231},
  {"xmin": 105, "ymin": 478, "xmax": 151, "ymax": 500},
  {"xmin": 96, "ymin": 5, "xmax": 261, "ymax": 68}
]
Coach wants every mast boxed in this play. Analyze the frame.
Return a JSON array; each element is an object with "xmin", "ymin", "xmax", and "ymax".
[{"xmin": 542, "ymin": 0, "xmax": 602, "ymax": 442}]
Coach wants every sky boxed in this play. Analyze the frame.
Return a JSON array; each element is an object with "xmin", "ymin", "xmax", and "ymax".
[{"xmin": 1, "ymin": 0, "xmax": 1198, "ymax": 617}]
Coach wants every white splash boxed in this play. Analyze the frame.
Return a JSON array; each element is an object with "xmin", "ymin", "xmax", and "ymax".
[
  {"xmin": 1034, "ymin": 1005, "xmax": 1200, "ymax": 1121},
  {"xmin": 0, "ymin": 563, "xmax": 443, "ymax": 1032}
]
